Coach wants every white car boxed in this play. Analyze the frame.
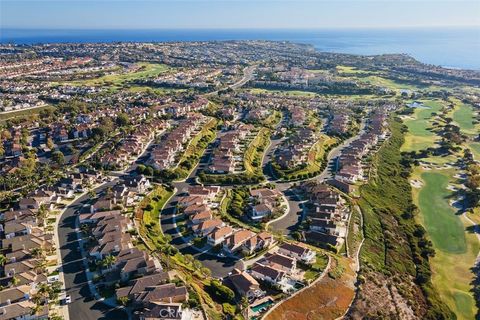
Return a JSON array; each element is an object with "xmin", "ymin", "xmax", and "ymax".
[{"xmin": 64, "ymin": 295, "xmax": 72, "ymax": 304}]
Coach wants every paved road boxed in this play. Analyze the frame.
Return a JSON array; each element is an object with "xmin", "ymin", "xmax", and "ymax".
[
  {"xmin": 58, "ymin": 181, "xmax": 128, "ymax": 320},
  {"xmin": 159, "ymin": 138, "xmax": 245, "ymax": 277},
  {"xmin": 263, "ymin": 120, "xmax": 368, "ymax": 235},
  {"xmin": 229, "ymin": 65, "xmax": 256, "ymax": 90},
  {"xmin": 206, "ymin": 65, "xmax": 255, "ymax": 96}
]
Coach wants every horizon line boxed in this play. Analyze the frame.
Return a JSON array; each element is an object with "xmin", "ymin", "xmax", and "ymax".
[{"xmin": 2, "ymin": 25, "xmax": 480, "ymax": 31}]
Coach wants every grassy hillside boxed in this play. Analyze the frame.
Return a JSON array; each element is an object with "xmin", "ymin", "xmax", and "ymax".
[{"xmin": 349, "ymin": 117, "xmax": 454, "ymax": 319}]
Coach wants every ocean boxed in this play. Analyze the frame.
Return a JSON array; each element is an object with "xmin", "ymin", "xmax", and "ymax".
[{"xmin": 1, "ymin": 27, "xmax": 479, "ymax": 70}]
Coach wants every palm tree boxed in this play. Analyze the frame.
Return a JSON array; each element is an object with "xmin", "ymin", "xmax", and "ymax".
[
  {"xmin": 184, "ymin": 254, "xmax": 194, "ymax": 265},
  {"xmin": 37, "ymin": 282, "xmax": 50, "ymax": 300},
  {"xmin": 0, "ymin": 254, "xmax": 7, "ymax": 266},
  {"xmin": 30, "ymin": 247, "xmax": 44, "ymax": 259},
  {"xmin": 101, "ymin": 255, "xmax": 117, "ymax": 270},
  {"xmin": 37, "ymin": 204, "xmax": 49, "ymax": 226},
  {"xmin": 200, "ymin": 267, "xmax": 211, "ymax": 278},
  {"xmin": 34, "ymin": 257, "xmax": 47, "ymax": 274},
  {"xmin": 11, "ymin": 276, "xmax": 20, "ymax": 287},
  {"xmin": 240, "ymin": 296, "xmax": 249, "ymax": 319},
  {"xmin": 192, "ymin": 259, "xmax": 203, "ymax": 270}
]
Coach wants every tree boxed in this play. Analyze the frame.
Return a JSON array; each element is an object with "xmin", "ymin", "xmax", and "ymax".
[
  {"xmin": 136, "ymin": 164, "xmax": 146, "ymax": 174},
  {"xmin": 101, "ymin": 255, "xmax": 117, "ymax": 270},
  {"xmin": 11, "ymin": 276, "xmax": 20, "ymax": 287},
  {"xmin": 91, "ymin": 127, "xmax": 107, "ymax": 142},
  {"xmin": 200, "ymin": 267, "xmax": 211, "ymax": 278},
  {"xmin": 37, "ymin": 204, "xmax": 49, "ymax": 226},
  {"xmin": 208, "ymin": 280, "xmax": 235, "ymax": 303},
  {"xmin": 193, "ymin": 259, "xmax": 203, "ymax": 270},
  {"xmin": 51, "ymin": 150, "xmax": 65, "ymax": 165},
  {"xmin": 0, "ymin": 254, "xmax": 6, "ymax": 266},
  {"xmin": 30, "ymin": 247, "xmax": 44, "ymax": 259},
  {"xmin": 116, "ymin": 113, "xmax": 130, "ymax": 127},
  {"xmin": 46, "ymin": 137, "xmax": 54, "ymax": 150},
  {"xmin": 117, "ymin": 296, "xmax": 130, "ymax": 306},
  {"xmin": 240, "ymin": 296, "xmax": 249, "ymax": 319},
  {"xmin": 184, "ymin": 254, "xmax": 195, "ymax": 265},
  {"xmin": 144, "ymin": 166, "xmax": 154, "ymax": 177}
]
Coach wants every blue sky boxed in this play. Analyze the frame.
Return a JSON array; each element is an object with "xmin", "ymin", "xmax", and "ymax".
[{"xmin": 1, "ymin": 0, "xmax": 479, "ymax": 29}]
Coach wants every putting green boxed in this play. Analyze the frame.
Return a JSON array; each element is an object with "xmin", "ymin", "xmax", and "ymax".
[{"xmin": 401, "ymin": 100, "xmax": 443, "ymax": 152}]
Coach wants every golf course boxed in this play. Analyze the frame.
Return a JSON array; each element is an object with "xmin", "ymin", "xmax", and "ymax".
[
  {"xmin": 451, "ymin": 98, "xmax": 478, "ymax": 136},
  {"xmin": 401, "ymin": 99, "xmax": 444, "ymax": 152},
  {"xmin": 404, "ymin": 98, "xmax": 480, "ymax": 319},
  {"xmin": 412, "ymin": 168, "xmax": 479, "ymax": 320},
  {"xmin": 67, "ymin": 62, "xmax": 170, "ymax": 89}
]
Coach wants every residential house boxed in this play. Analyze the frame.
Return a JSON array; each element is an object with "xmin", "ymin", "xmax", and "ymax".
[
  {"xmin": 277, "ymin": 242, "xmax": 316, "ymax": 264},
  {"xmin": 227, "ymin": 269, "xmax": 263, "ymax": 300}
]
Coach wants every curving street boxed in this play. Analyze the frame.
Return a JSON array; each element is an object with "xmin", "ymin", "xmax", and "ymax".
[
  {"xmin": 263, "ymin": 119, "xmax": 368, "ymax": 235},
  {"xmin": 58, "ymin": 180, "xmax": 128, "ymax": 320},
  {"xmin": 159, "ymin": 140, "xmax": 245, "ymax": 277}
]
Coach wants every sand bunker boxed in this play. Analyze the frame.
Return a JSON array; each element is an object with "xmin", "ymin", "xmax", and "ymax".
[
  {"xmin": 410, "ymin": 180, "xmax": 423, "ymax": 188},
  {"xmin": 447, "ymin": 184, "xmax": 457, "ymax": 191}
]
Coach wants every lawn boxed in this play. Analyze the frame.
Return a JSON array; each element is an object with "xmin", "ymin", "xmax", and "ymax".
[
  {"xmin": 139, "ymin": 186, "xmax": 174, "ymax": 251},
  {"xmin": 401, "ymin": 100, "xmax": 444, "ymax": 152},
  {"xmin": 68, "ymin": 62, "xmax": 170, "ymax": 88},
  {"xmin": 172, "ymin": 118, "xmax": 218, "ymax": 180},
  {"xmin": 274, "ymin": 134, "xmax": 337, "ymax": 181},
  {"xmin": 263, "ymin": 110, "xmax": 282, "ymax": 128},
  {"xmin": 127, "ymin": 85, "xmax": 186, "ymax": 95},
  {"xmin": 0, "ymin": 105, "xmax": 56, "ymax": 124},
  {"xmin": 247, "ymin": 88, "xmax": 319, "ymax": 97},
  {"xmin": 357, "ymin": 75, "xmax": 434, "ymax": 92},
  {"xmin": 451, "ymin": 100, "xmax": 477, "ymax": 136},
  {"xmin": 411, "ymin": 168, "xmax": 479, "ymax": 320},
  {"xmin": 469, "ymin": 142, "xmax": 480, "ymax": 161},
  {"xmin": 244, "ymin": 127, "xmax": 271, "ymax": 174},
  {"xmin": 336, "ymin": 65, "xmax": 378, "ymax": 75},
  {"xmin": 415, "ymin": 170, "xmax": 466, "ymax": 254}
]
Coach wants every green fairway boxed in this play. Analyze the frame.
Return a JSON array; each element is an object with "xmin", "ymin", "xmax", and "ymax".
[
  {"xmin": 127, "ymin": 86, "xmax": 186, "ymax": 94},
  {"xmin": 453, "ymin": 291, "xmax": 476, "ymax": 320},
  {"xmin": 358, "ymin": 75, "xmax": 420, "ymax": 91},
  {"xmin": 412, "ymin": 168, "xmax": 479, "ymax": 319},
  {"xmin": 0, "ymin": 105, "xmax": 55, "ymax": 124},
  {"xmin": 452, "ymin": 102, "xmax": 477, "ymax": 136},
  {"xmin": 401, "ymin": 100, "xmax": 443, "ymax": 151},
  {"xmin": 418, "ymin": 171, "xmax": 466, "ymax": 254},
  {"xmin": 470, "ymin": 142, "xmax": 480, "ymax": 161},
  {"xmin": 68, "ymin": 62, "xmax": 170, "ymax": 88},
  {"xmin": 247, "ymin": 88, "xmax": 319, "ymax": 97},
  {"xmin": 335, "ymin": 65, "xmax": 378, "ymax": 75}
]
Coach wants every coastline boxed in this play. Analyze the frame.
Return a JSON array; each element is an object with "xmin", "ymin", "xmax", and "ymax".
[{"xmin": 1, "ymin": 27, "xmax": 479, "ymax": 70}]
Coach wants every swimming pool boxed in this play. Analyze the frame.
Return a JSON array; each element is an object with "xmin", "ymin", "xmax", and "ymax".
[{"xmin": 250, "ymin": 300, "xmax": 274, "ymax": 313}]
